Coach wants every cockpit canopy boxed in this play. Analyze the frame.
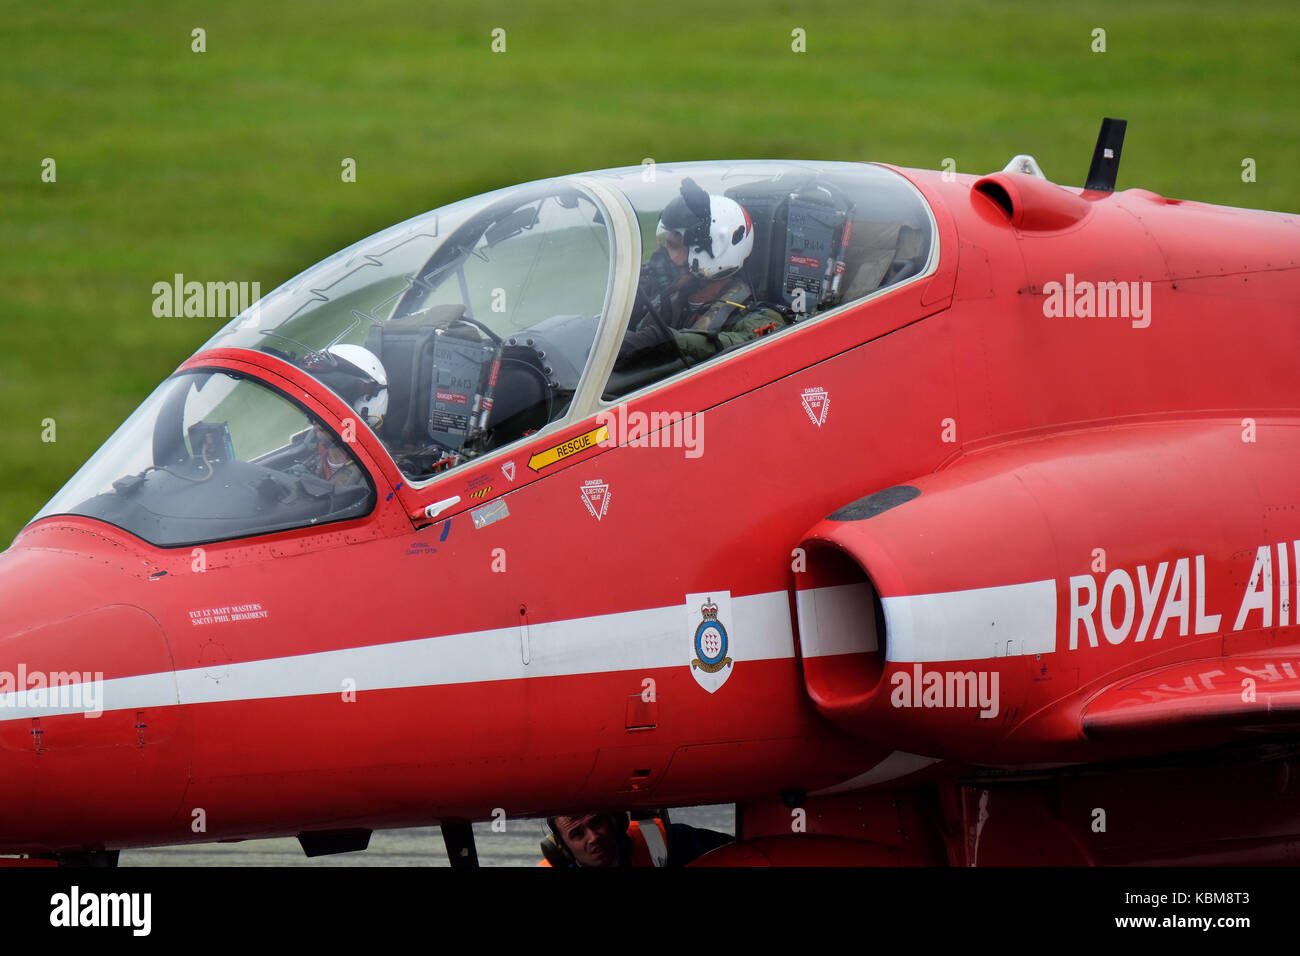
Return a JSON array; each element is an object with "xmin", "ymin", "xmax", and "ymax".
[
  {"xmin": 34, "ymin": 161, "xmax": 935, "ymax": 547},
  {"xmin": 201, "ymin": 161, "xmax": 932, "ymax": 481}
]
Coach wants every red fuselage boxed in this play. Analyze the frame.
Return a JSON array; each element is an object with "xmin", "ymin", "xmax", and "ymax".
[{"xmin": 4, "ymin": 163, "xmax": 1299, "ymax": 865}]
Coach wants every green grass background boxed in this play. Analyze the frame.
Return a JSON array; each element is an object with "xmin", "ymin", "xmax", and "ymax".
[{"xmin": 2, "ymin": 0, "xmax": 1297, "ymax": 542}]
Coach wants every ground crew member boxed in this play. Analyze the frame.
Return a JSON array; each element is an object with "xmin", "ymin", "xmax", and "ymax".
[{"xmin": 539, "ymin": 811, "xmax": 732, "ymax": 867}]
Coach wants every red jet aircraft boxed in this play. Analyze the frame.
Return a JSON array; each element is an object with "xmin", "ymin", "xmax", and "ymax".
[{"xmin": 5, "ymin": 120, "xmax": 1300, "ymax": 866}]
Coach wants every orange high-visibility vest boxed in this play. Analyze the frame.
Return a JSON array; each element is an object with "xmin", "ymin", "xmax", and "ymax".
[{"xmin": 539, "ymin": 818, "xmax": 669, "ymax": 867}]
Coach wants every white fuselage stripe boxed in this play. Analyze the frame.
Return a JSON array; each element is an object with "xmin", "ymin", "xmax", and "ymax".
[
  {"xmin": 881, "ymin": 579, "xmax": 1057, "ymax": 663},
  {"xmin": 0, "ymin": 580, "xmax": 1062, "ymax": 719},
  {"xmin": 0, "ymin": 590, "xmax": 795, "ymax": 720}
]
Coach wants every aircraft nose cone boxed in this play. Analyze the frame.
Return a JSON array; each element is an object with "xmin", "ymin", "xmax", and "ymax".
[{"xmin": 0, "ymin": 540, "xmax": 183, "ymax": 854}]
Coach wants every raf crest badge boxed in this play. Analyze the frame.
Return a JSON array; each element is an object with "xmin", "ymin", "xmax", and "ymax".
[{"xmin": 687, "ymin": 591, "xmax": 734, "ymax": 694}]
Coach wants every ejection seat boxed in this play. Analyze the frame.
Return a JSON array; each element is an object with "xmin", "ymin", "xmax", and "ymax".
[
  {"xmin": 365, "ymin": 303, "xmax": 557, "ymax": 472},
  {"xmin": 723, "ymin": 177, "xmax": 928, "ymax": 315},
  {"xmin": 364, "ymin": 305, "xmax": 465, "ymax": 451}
]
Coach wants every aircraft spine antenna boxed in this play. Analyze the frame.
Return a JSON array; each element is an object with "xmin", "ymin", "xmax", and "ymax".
[{"xmin": 1084, "ymin": 117, "xmax": 1128, "ymax": 192}]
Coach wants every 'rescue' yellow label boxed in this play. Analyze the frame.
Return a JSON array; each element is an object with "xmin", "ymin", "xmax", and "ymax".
[{"xmin": 527, "ymin": 425, "xmax": 609, "ymax": 472}]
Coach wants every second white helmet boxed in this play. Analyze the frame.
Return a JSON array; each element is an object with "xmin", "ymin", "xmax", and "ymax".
[
  {"xmin": 327, "ymin": 343, "xmax": 388, "ymax": 429},
  {"xmin": 657, "ymin": 179, "xmax": 755, "ymax": 281}
]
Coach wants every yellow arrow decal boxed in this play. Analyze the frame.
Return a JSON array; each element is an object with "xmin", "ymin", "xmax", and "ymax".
[{"xmin": 527, "ymin": 425, "xmax": 610, "ymax": 472}]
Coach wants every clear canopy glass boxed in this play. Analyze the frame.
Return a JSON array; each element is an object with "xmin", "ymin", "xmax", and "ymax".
[
  {"xmin": 32, "ymin": 161, "xmax": 936, "ymax": 543},
  {"xmin": 201, "ymin": 177, "xmax": 616, "ymax": 482},
  {"xmin": 195, "ymin": 161, "xmax": 932, "ymax": 483},
  {"xmin": 590, "ymin": 162, "xmax": 934, "ymax": 396}
]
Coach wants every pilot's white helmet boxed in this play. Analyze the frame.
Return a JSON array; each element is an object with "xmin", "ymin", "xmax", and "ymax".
[
  {"xmin": 327, "ymin": 344, "xmax": 388, "ymax": 429},
  {"xmin": 657, "ymin": 179, "xmax": 755, "ymax": 281}
]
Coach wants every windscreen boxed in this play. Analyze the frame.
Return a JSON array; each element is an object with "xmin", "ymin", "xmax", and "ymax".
[{"xmin": 32, "ymin": 371, "xmax": 374, "ymax": 547}]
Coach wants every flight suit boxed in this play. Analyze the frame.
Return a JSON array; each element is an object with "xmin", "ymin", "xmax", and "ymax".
[{"xmin": 617, "ymin": 275, "xmax": 788, "ymax": 369}]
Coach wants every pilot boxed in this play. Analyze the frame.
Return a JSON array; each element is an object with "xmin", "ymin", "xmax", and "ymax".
[
  {"xmin": 302, "ymin": 344, "xmax": 389, "ymax": 489},
  {"xmin": 615, "ymin": 179, "xmax": 790, "ymax": 371},
  {"xmin": 538, "ymin": 810, "xmax": 732, "ymax": 867},
  {"xmin": 310, "ymin": 425, "xmax": 364, "ymax": 489}
]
